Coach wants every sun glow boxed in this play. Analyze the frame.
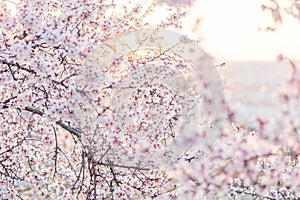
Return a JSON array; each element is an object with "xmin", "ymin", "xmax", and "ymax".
[{"xmin": 186, "ymin": 0, "xmax": 300, "ymax": 61}]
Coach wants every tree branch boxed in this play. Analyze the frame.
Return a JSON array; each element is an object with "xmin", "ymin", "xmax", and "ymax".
[
  {"xmin": 0, "ymin": 59, "xmax": 37, "ymax": 75},
  {"xmin": 24, "ymin": 106, "xmax": 82, "ymax": 138}
]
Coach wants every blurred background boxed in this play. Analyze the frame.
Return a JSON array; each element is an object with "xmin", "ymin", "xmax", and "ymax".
[
  {"xmin": 184, "ymin": 0, "xmax": 300, "ymax": 127},
  {"xmin": 144, "ymin": 0, "xmax": 300, "ymax": 127}
]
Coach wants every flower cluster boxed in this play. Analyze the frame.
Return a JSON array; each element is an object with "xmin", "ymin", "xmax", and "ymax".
[{"xmin": 1, "ymin": 0, "xmax": 300, "ymax": 199}]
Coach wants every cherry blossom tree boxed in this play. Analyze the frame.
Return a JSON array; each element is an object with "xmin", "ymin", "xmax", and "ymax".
[
  {"xmin": 1, "ymin": 0, "xmax": 300, "ymax": 199},
  {"xmin": 0, "ymin": 0, "xmax": 215, "ymax": 199}
]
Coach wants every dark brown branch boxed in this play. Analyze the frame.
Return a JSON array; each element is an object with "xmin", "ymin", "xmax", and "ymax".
[
  {"xmin": 24, "ymin": 106, "xmax": 82, "ymax": 138},
  {"xmin": 1, "ymin": 96, "xmax": 18, "ymax": 109},
  {"xmin": 109, "ymin": 164, "xmax": 120, "ymax": 187},
  {"xmin": 24, "ymin": 106, "xmax": 44, "ymax": 116},
  {"xmin": 72, "ymin": 151, "xmax": 86, "ymax": 198},
  {"xmin": 52, "ymin": 127, "xmax": 59, "ymax": 180},
  {"xmin": 98, "ymin": 162, "xmax": 150, "ymax": 171},
  {"xmin": 56, "ymin": 120, "xmax": 81, "ymax": 138},
  {"xmin": 0, "ymin": 59, "xmax": 37, "ymax": 75}
]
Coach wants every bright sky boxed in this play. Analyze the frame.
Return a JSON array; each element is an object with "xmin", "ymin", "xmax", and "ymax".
[{"xmin": 187, "ymin": 0, "xmax": 300, "ymax": 61}]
